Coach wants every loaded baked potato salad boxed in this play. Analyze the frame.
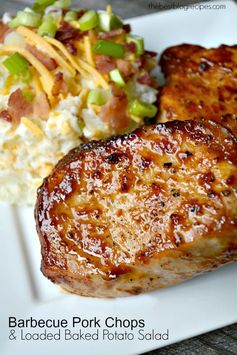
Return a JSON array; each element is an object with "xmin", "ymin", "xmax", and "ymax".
[{"xmin": 0, "ymin": 0, "xmax": 158, "ymax": 204}]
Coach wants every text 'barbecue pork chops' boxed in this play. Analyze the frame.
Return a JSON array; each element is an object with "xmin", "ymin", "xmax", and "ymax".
[
  {"xmin": 35, "ymin": 119, "xmax": 237, "ymax": 297},
  {"xmin": 158, "ymin": 44, "xmax": 237, "ymax": 136}
]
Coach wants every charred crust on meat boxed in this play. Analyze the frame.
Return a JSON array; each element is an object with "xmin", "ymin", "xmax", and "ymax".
[
  {"xmin": 106, "ymin": 153, "xmax": 121, "ymax": 164},
  {"xmin": 199, "ymin": 60, "xmax": 211, "ymax": 72},
  {"xmin": 164, "ymin": 162, "xmax": 172, "ymax": 168},
  {"xmin": 173, "ymin": 192, "xmax": 180, "ymax": 197}
]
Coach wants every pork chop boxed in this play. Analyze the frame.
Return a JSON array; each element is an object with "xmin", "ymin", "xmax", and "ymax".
[
  {"xmin": 158, "ymin": 44, "xmax": 237, "ymax": 136},
  {"xmin": 35, "ymin": 119, "xmax": 237, "ymax": 297}
]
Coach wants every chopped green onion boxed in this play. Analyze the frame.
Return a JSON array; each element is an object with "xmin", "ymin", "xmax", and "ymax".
[
  {"xmin": 93, "ymin": 40, "xmax": 125, "ymax": 58},
  {"xmin": 126, "ymin": 34, "xmax": 144, "ymax": 55},
  {"xmin": 35, "ymin": 0, "xmax": 55, "ymax": 5},
  {"xmin": 38, "ymin": 18, "xmax": 57, "ymax": 37},
  {"xmin": 24, "ymin": 7, "xmax": 35, "ymax": 13},
  {"xmin": 98, "ymin": 11, "xmax": 123, "ymax": 32},
  {"xmin": 77, "ymin": 119, "xmax": 84, "ymax": 133},
  {"xmin": 3, "ymin": 53, "xmax": 29, "ymax": 75},
  {"xmin": 31, "ymin": 3, "xmax": 44, "ymax": 14},
  {"xmin": 128, "ymin": 99, "xmax": 157, "ymax": 118},
  {"xmin": 22, "ymin": 91, "xmax": 34, "ymax": 102},
  {"xmin": 109, "ymin": 68, "xmax": 125, "ymax": 87},
  {"xmin": 9, "ymin": 10, "xmax": 42, "ymax": 28},
  {"xmin": 9, "ymin": 18, "xmax": 21, "ymax": 29},
  {"xmin": 54, "ymin": 0, "xmax": 71, "ymax": 9},
  {"xmin": 78, "ymin": 10, "xmax": 99, "ymax": 31},
  {"xmin": 87, "ymin": 89, "xmax": 108, "ymax": 106},
  {"xmin": 32, "ymin": 0, "xmax": 54, "ymax": 14},
  {"xmin": 64, "ymin": 11, "xmax": 77, "ymax": 22},
  {"xmin": 20, "ymin": 69, "xmax": 32, "ymax": 83}
]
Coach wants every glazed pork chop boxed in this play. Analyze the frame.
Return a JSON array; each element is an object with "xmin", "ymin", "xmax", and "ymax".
[
  {"xmin": 35, "ymin": 119, "xmax": 237, "ymax": 297},
  {"xmin": 158, "ymin": 44, "xmax": 237, "ymax": 136}
]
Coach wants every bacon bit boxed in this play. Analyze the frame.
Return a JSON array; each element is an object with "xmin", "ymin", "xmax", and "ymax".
[
  {"xmin": 26, "ymin": 45, "xmax": 57, "ymax": 71},
  {"xmin": 56, "ymin": 22, "xmax": 80, "ymax": 41},
  {"xmin": 8, "ymin": 88, "xmax": 33, "ymax": 126},
  {"xmin": 116, "ymin": 59, "xmax": 135, "ymax": 79},
  {"xmin": 122, "ymin": 24, "xmax": 131, "ymax": 33},
  {"xmin": 95, "ymin": 54, "xmax": 116, "ymax": 74},
  {"xmin": 0, "ymin": 21, "xmax": 11, "ymax": 43},
  {"xmin": 138, "ymin": 72, "xmax": 153, "ymax": 86},
  {"xmin": 56, "ymin": 22, "xmax": 81, "ymax": 54},
  {"xmin": 97, "ymin": 28, "xmax": 123, "ymax": 40},
  {"xmin": 100, "ymin": 86, "xmax": 129, "ymax": 130},
  {"xmin": 33, "ymin": 92, "xmax": 50, "ymax": 119},
  {"xmin": 52, "ymin": 72, "xmax": 68, "ymax": 96},
  {"xmin": 0, "ymin": 110, "xmax": 12, "ymax": 123},
  {"xmin": 125, "ymin": 42, "xmax": 136, "ymax": 53},
  {"xmin": 136, "ymin": 56, "xmax": 145, "ymax": 69}
]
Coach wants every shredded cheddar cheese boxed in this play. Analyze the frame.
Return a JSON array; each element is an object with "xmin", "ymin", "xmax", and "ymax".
[
  {"xmin": 44, "ymin": 36, "xmax": 109, "ymax": 89},
  {"xmin": 88, "ymin": 104, "xmax": 101, "ymax": 114},
  {"xmin": 79, "ymin": 88, "xmax": 89, "ymax": 100},
  {"xmin": 77, "ymin": 59, "xmax": 109, "ymax": 89},
  {"xmin": 16, "ymin": 26, "xmax": 75, "ymax": 76},
  {"xmin": 31, "ymin": 67, "xmax": 43, "ymax": 93},
  {"xmin": 21, "ymin": 117, "xmax": 44, "ymax": 140},
  {"xmin": 78, "ymin": 88, "xmax": 89, "ymax": 111},
  {"xmin": 84, "ymin": 36, "xmax": 94, "ymax": 67},
  {"xmin": 44, "ymin": 36, "xmax": 87, "ymax": 77},
  {"xmin": 1, "ymin": 45, "xmax": 54, "ymax": 98},
  {"xmin": 130, "ymin": 115, "xmax": 142, "ymax": 123},
  {"xmin": 70, "ymin": 21, "xmax": 80, "ymax": 29}
]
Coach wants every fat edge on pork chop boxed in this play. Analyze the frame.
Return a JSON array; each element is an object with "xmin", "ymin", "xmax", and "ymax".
[{"xmin": 35, "ymin": 119, "xmax": 237, "ymax": 297}]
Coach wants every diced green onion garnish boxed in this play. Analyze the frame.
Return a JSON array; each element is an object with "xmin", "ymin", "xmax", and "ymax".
[
  {"xmin": 20, "ymin": 69, "xmax": 32, "ymax": 83},
  {"xmin": 35, "ymin": 0, "xmax": 55, "ymax": 5},
  {"xmin": 78, "ymin": 10, "xmax": 99, "ymax": 31},
  {"xmin": 109, "ymin": 68, "xmax": 125, "ymax": 87},
  {"xmin": 32, "ymin": 0, "xmax": 54, "ymax": 14},
  {"xmin": 64, "ymin": 11, "xmax": 77, "ymax": 22},
  {"xmin": 128, "ymin": 99, "xmax": 157, "ymax": 118},
  {"xmin": 22, "ymin": 91, "xmax": 34, "ymax": 102},
  {"xmin": 93, "ymin": 40, "xmax": 125, "ymax": 58},
  {"xmin": 98, "ymin": 11, "xmax": 123, "ymax": 32},
  {"xmin": 38, "ymin": 18, "xmax": 57, "ymax": 37},
  {"xmin": 24, "ymin": 7, "xmax": 35, "ymax": 13},
  {"xmin": 3, "ymin": 53, "xmax": 29, "ymax": 75},
  {"xmin": 54, "ymin": 0, "xmax": 71, "ymax": 8},
  {"xmin": 126, "ymin": 34, "xmax": 144, "ymax": 55},
  {"xmin": 77, "ymin": 119, "xmax": 84, "ymax": 133},
  {"xmin": 9, "ymin": 18, "xmax": 20, "ymax": 29},
  {"xmin": 9, "ymin": 10, "xmax": 42, "ymax": 28},
  {"xmin": 87, "ymin": 89, "xmax": 108, "ymax": 106}
]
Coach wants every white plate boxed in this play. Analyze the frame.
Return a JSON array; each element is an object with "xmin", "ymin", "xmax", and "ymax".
[{"xmin": 1, "ymin": 1, "xmax": 237, "ymax": 354}]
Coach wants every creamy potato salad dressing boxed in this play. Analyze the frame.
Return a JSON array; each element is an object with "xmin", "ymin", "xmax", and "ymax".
[{"xmin": 0, "ymin": 95, "xmax": 82, "ymax": 204}]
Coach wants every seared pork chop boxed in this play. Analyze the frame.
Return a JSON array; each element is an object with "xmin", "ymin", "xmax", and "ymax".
[
  {"xmin": 35, "ymin": 119, "xmax": 237, "ymax": 297},
  {"xmin": 159, "ymin": 44, "xmax": 237, "ymax": 136}
]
